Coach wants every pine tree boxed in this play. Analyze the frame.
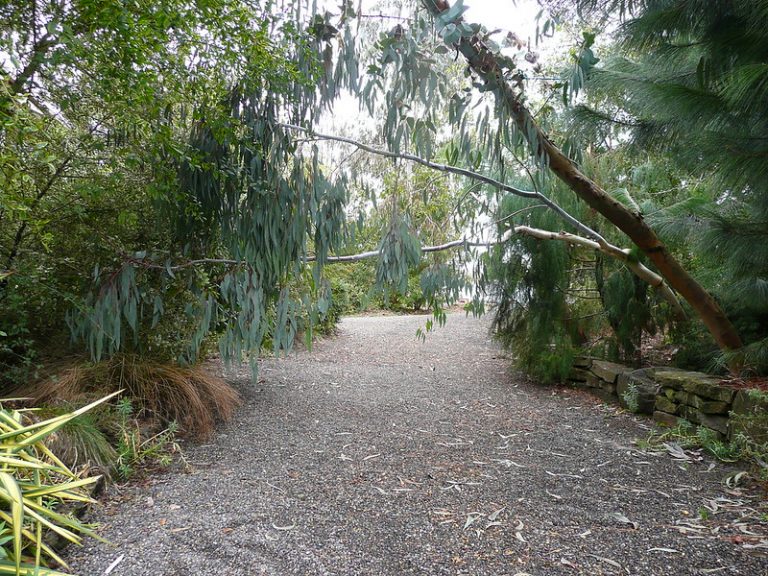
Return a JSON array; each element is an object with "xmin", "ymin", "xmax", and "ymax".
[{"xmin": 564, "ymin": 0, "xmax": 768, "ymax": 371}]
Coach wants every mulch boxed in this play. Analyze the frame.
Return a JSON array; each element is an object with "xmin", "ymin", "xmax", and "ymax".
[{"xmin": 66, "ymin": 314, "xmax": 768, "ymax": 576}]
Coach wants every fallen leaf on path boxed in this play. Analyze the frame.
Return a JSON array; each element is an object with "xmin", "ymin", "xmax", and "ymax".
[
  {"xmin": 545, "ymin": 471, "xmax": 583, "ymax": 479},
  {"xmin": 741, "ymin": 541, "xmax": 768, "ymax": 550},
  {"xmin": 488, "ymin": 507, "xmax": 506, "ymax": 521},
  {"xmin": 725, "ymin": 471, "xmax": 749, "ymax": 488},
  {"xmin": 272, "ymin": 523, "xmax": 295, "ymax": 531},
  {"xmin": 609, "ymin": 512, "xmax": 638, "ymax": 529},
  {"xmin": 664, "ymin": 442, "xmax": 702, "ymax": 463},
  {"xmin": 104, "ymin": 554, "xmax": 124, "ymax": 575},
  {"xmin": 588, "ymin": 554, "xmax": 623, "ymax": 570},
  {"xmin": 464, "ymin": 513, "xmax": 483, "ymax": 530},
  {"xmin": 494, "ymin": 459, "xmax": 526, "ymax": 468}
]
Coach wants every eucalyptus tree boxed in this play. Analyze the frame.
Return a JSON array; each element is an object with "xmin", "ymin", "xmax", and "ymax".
[
  {"xmin": 285, "ymin": 0, "xmax": 754, "ymax": 368},
  {"xmin": 0, "ymin": 1, "xmax": 357, "ymax": 382}
]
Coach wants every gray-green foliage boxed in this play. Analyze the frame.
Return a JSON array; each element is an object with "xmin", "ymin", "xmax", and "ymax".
[
  {"xmin": 61, "ymin": 4, "xmax": 359, "ymax": 375},
  {"xmin": 376, "ymin": 214, "xmax": 422, "ymax": 297}
]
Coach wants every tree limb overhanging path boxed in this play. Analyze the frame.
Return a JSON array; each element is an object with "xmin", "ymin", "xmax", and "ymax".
[
  {"xmin": 68, "ymin": 314, "xmax": 767, "ymax": 575},
  {"xmin": 420, "ymin": 0, "xmax": 742, "ymax": 355},
  {"xmin": 281, "ymin": 123, "xmax": 685, "ymax": 317}
]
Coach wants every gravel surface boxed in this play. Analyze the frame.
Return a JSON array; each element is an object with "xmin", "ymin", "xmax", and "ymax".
[{"xmin": 68, "ymin": 313, "xmax": 768, "ymax": 576}]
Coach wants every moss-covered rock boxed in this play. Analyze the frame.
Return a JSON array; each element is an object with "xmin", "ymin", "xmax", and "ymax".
[
  {"xmin": 653, "ymin": 411, "xmax": 679, "ymax": 427},
  {"xmin": 572, "ymin": 357, "xmax": 594, "ymax": 369},
  {"xmin": 569, "ymin": 368, "xmax": 590, "ymax": 382},
  {"xmin": 729, "ymin": 389, "xmax": 768, "ymax": 443},
  {"xmin": 674, "ymin": 391, "xmax": 730, "ymax": 414},
  {"xmin": 731, "ymin": 389, "xmax": 768, "ymax": 415},
  {"xmin": 654, "ymin": 369, "xmax": 734, "ymax": 402},
  {"xmin": 617, "ymin": 370, "xmax": 659, "ymax": 414},
  {"xmin": 585, "ymin": 373, "xmax": 602, "ymax": 389},
  {"xmin": 655, "ymin": 395, "xmax": 678, "ymax": 414}
]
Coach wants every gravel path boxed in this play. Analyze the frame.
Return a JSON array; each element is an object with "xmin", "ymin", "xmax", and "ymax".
[{"xmin": 68, "ymin": 314, "xmax": 767, "ymax": 575}]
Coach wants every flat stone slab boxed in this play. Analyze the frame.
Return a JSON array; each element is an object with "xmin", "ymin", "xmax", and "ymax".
[
  {"xmin": 673, "ymin": 390, "xmax": 730, "ymax": 414},
  {"xmin": 653, "ymin": 410, "xmax": 679, "ymax": 427},
  {"xmin": 569, "ymin": 368, "xmax": 590, "ymax": 382},
  {"xmin": 653, "ymin": 369, "xmax": 734, "ymax": 402},
  {"xmin": 590, "ymin": 360, "xmax": 627, "ymax": 384}
]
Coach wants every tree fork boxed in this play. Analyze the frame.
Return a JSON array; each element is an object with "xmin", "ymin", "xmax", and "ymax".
[{"xmin": 423, "ymin": 0, "xmax": 743, "ymax": 356}]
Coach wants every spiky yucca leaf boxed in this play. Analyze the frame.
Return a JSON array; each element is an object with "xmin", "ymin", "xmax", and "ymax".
[{"xmin": 0, "ymin": 394, "xmax": 116, "ymax": 575}]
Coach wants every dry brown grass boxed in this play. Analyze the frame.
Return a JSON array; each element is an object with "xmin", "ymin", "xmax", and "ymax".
[{"xmin": 25, "ymin": 355, "xmax": 241, "ymax": 440}]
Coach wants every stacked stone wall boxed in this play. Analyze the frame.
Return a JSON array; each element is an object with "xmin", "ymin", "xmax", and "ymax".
[{"xmin": 568, "ymin": 359, "xmax": 767, "ymax": 442}]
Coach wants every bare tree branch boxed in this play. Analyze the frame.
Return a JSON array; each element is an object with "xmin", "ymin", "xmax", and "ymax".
[
  {"xmin": 276, "ymin": 124, "xmax": 683, "ymax": 315},
  {"xmin": 504, "ymin": 226, "xmax": 685, "ymax": 317},
  {"xmin": 119, "ymin": 228, "xmax": 683, "ymax": 316},
  {"xmin": 279, "ymin": 123, "xmax": 608, "ymax": 244}
]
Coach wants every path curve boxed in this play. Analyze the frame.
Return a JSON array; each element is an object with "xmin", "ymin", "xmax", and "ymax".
[{"xmin": 69, "ymin": 314, "xmax": 767, "ymax": 575}]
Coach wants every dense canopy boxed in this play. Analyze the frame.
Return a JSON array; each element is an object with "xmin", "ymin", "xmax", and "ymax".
[{"xmin": 2, "ymin": 0, "xmax": 767, "ymax": 389}]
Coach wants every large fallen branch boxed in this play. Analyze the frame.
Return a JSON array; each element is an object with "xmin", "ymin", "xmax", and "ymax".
[
  {"xmin": 309, "ymin": 229, "xmax": 685, "ymax": 316},
  {"xmin": 505, "ymin": 227, "xmax": 685, "ymax": 317},
  {"xmin": 422, "ymin": 0, "xmax": 741, "ymax": 355},
  {"xmin": 279, "ymin": 124, "xmax": 684, "ymax": 316}
]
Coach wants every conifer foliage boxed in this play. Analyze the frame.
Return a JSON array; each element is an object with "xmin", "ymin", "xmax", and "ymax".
[{"xmin": 561, "ymin": 0, "xmax": 768, "ymax": 371}]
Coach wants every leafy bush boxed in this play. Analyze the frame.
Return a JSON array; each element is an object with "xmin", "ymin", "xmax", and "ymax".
[{"xmin": 0, "ymin": 394, "xmax": 116, "ymax": 575}]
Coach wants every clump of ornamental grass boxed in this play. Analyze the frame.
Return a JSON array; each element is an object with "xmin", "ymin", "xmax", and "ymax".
[{"xmin": 23, "ymin": 355, "xmax": 241, "ymax": 440}]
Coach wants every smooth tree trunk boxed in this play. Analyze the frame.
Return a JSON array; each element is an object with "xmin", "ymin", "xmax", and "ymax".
[{"xmin": 423, "ymin": 0, "xmax": 743, "ymax": 356}]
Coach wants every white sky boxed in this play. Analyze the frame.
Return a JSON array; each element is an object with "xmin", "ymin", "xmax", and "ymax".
[{"xmin": 321, "ymin": 0, "xmax": 563, "ymax": 133}]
